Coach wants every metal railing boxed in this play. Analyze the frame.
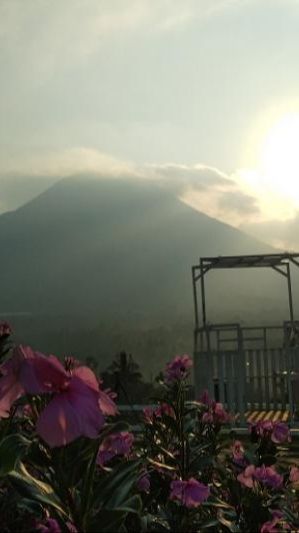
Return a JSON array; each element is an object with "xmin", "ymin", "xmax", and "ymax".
[{"xmin": 194, "ymin": 347, "xmax": 299, "ymax": 426}]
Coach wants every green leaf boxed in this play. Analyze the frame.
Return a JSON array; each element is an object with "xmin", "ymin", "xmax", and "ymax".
[
  {"xmin": 26, "ymin": 440, "xmax": 51, "ymax": 469},
  {"xmin": 185, "ymin": 400, "xmax": 202, "ymax": 408},
  {"xmin": 189, "ymin": 454, "xmax": 214, "ymax": 472},
  {"xmin": 89, "ymin": 510, "xmax": 127, "ymax": 532},
  {"xmin": 93, "ymin": 460, "xmax": 140, "ymax": 509},
  {"xmin": 155, "ymin": 445, "xmax": 177, "ymax": 461},
  {"xmin": 89, "ymin": 492, "xmax": 141, "ymax": 531},
  {"xmin": 203, "ymin": 497, "xmax": 235, "ymax": 510},
  {"xmin": 0, "ymin": 433, "xmax": 30, "ymax": 476},
  {"xmin": 151, "ymin": 416, "xmax": 178, "ymax": 437},
  {"xmin": 217, "ymin": 513, "xmax": 240, "ymax": 532},
  {"xmin": 17, "ymin": 497, "xmax": 45, "ymax": 515},
  {"xmin": 147, "ymin": 457, "xmax": 175, "ymax": 471},
  {"xmin": 201, "ymin": 519, "xmax": 221, "ymax": 529},
  {"xmin": 8, "ymin": 462, "xmax": 67, "ymax": 517},
  {"xmin": 105, "ymin": 474, "xmax": 141, "ymax": 509},
  {"xmin": 98, "ymin": 421, "xmax": 131, "ymax": 443},
  {"xmin": 113, "ymin": 494, "xmax": 142, "ymax": 514}
]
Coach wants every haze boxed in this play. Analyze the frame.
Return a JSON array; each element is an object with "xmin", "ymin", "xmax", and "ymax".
[{"xmin": 1, "ymin": 0, "xmax": 299, "ymax": 248}]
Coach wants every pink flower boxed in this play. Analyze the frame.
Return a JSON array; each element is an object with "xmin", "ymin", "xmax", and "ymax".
[
  {"xmin": 261, "ymin": 519, "xmax": 282, "ymax": 533},
  {"xmin": 251, "ymin": 420, "xmax": 291, "ymax": 444},
  {"xmin": 260, "ymin": 520, "xmax": 277, "ymax": 533},
  {"xmin": 251, "ymin": 420, "xmax": 273, "ymax": 438},
  {"xmin": 271, "ymin": 422, "xmax": 291, "ymax": 444},
  {"xmin": 199, "ymin": 390, "xmax": 215, "ymax": 407},
  {"xmin": 97, "ymin": 431, "xmax": 134, "ymax": 466},
  {"xmin": 169, "ymin": 478, "xmax": 210, "ymax": 508},
  {"xmin": 155, "ymin": 402, "xmax": 175, "ymax": 418},
  {"xmin": 36, "ymin": 518, "xmax": 61, "ymax": 533},
  {"xmin": 0, "ymin": 361, "xmax": 23, "ymax": 417},
  {"xmin": 260, "ymin": 511, "xmax": 291, "ymax": 532},
  {"xmin": 97, "ymin": 381, "xmax": 118, "ymax": 416},
  {"xmin": 137, "ymin": 470, "xmax": 150, "ymax": 493},
  {"xmin": 21, "ymin": 355, "xmax": 106, "ymax": 447},
  {"xmin": 232, "ymin": 440, "xmax": 246, "ymax": 466},
  {"xmin": 36, "ymin": 519, "xmax": 77, "ymax": 533},
  {"xmin": 254, "ymin": 465, "xmax": 283, "ymax": 489},
  {"xmin": 202, "ymin": 401, "xmax": 230, "ymax": 426},
  {"xmin": 66, "ymin": 523, "xmax": 78, "ymax": 533},
  {"xmin": 164, "ymin": 355, "xmax": 193, "ymax": 383},
  {"xmin": 0, "ymin": 345, "xmax": 34, "ymax": 417},
  {"xmin": 0, "ymin": 321, "xmax": 12, "ymax": 338},
  {"xmin": 143, "ymin": 406, "xmax": 155, "ymax": 424},
  {"xmin": 237, "ymin": 464, "xmax": 284, "ymax": 490},
  {"xmin": 237, "ymin": 464, "xmax": 283, "ymax": 490},
  {"xmin": 237, "ymin": 464, "xmax": 256, "ymax": 488},
  {"xmin": 0, "ymin": 345, "xmax": 115, "ymax": 447},
  {"xmin": 72, "ymin": 370, "xmax": 118, "ymax": 417},
  {"xmin": 213, "ymin": 403, "xmax": 230, "ymax": 423},
  {"xmin": 289, "ymin": 466, "xmax": 299, "ymax": 483},
  {"xmin": 202, "ymin": 411, "xmax": 214, "ymax": 423},
  {"xmin": 143, "ymin": 403, "xmax": 175, "ymax": 424}
]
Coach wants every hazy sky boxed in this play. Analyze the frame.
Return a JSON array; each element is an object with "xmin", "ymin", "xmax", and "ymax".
[{"xmin": 1, "ymin": 0, "xmax": 299, "ymax": 246}]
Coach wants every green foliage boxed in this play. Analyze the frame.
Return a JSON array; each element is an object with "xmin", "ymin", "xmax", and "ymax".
[
  {"xmin": 0, "ymin": 331, "xmax": 298, "ymax": 532},
  {"xmin": 0, "ymin": 434, "xmax": 30, "ymax": 476},
  {"xmin": 101, "ymin": 351, "xmax": 157, "ymax": 404}
]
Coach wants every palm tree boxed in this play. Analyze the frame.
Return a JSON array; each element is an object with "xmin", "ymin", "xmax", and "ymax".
[{"xmin": 102, "ymin": 351, "xmax": 155, "ymax": 404}]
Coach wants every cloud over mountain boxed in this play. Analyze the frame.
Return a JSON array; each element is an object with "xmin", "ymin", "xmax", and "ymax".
[
  {"xmin": 241, "ymin": 214, "xmax": 299, "ymax": 251},
  {"xmin": 0, "ymin": 148, "xmax": 261, "ymax": 226}
]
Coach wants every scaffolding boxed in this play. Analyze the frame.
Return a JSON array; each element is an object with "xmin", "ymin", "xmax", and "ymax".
[{"xmin": 192, "ymin": 253, "xmax": 299, "ymax": 425}]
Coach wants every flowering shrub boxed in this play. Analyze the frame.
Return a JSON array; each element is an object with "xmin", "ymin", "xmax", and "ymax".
[
  {"xmin": 97, "ymin": 431, "xmax": 134, "ymax": 466},
  {"xmin": 0, "ymin": 323, "xmax": 298, "ymax": 532},
  {"xmin": 169, "ymin": 478, "xmax": 210, "ymax": 508}
]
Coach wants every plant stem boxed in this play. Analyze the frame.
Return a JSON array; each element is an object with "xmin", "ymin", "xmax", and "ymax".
[
  {"xmin": 177, "ymin": 382, "xmax": 186, "ymax": 478},
  {"xmin": 80, "ymin": 440, "xmax": 99, "ymax": 529}
]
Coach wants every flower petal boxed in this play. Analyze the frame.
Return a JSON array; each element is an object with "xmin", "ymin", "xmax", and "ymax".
[
  {"xmin": 21, "ymin": 353, "xmax": 68, "ymax": 394},
  {"xmin": 68, "ymin": 379, "xmax": 105, "ymax": 439},
  {"xmin": 73, "ymin": 366, "xmax": 99, "ymax": 392},
  {"xmin": 0, "ymin": 372, "xmax": 24, "ymax": 417},
  {"xmin": 98, "ymin": 389, "xmax": 118, "ymax": 416},
  {"xmin": 36, "ymin": 394, "xmax": 82, "ymax": 447}
]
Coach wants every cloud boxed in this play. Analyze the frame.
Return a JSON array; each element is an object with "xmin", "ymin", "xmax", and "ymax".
[
  {"xmin": 0, "ymin": 147, "xmax": 261, "ymax": 226},
  {"xmin": 0, "ymin": 0, "xmax": 245, "ymax": 81},
  {"xmin": 0, "ymin": 1, "xmax": 149, "ymax": 82},
  {"xmin": 240, "ymin": 215, "xmax": 299, "ymax": 251},
  {"xmin": 0, "ymin": 148, "xmax": 138, "ymax": 213},
  {"xmin": 146, "ymin": 163, "xmax": 233, "ymax": 191},
  {"xmin": 0, "ymin": 148, "xmax": 136, "ymax": 179},
  {"xmin": 0, "ymin": 148, "xmax": 233, "ymax": 187},
  {"xmin": 146, "ymin": 163, "xmax": 260, "ymax": 226},
  {"xmin": 218, "ymin": 190, "xmax": 260, "ymax": 216}
]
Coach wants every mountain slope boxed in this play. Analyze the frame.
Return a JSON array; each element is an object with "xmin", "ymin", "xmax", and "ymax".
[
  {"xmin": 0, "ymin": 176, "xmax": 276, "ymax": 315},
  {"xmin": 0, "ymin": 176, "xmax": 294, "ymax": 371},
  {"xmin": 0, "ymin": 175, "xmax": 59, "ymax": 214}
]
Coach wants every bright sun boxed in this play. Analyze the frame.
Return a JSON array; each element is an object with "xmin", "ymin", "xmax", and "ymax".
[{"xmin": 259, "ymin": 112, "xmax": 299, "ymax": 205}]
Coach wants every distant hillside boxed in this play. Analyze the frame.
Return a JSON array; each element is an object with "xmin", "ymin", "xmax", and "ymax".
[
  {"xmin": 0, "ymin": 176, "xmax": 296, "ymax": 373},
  {"xmin": 0, "ymin": 175, "xmax": 58, "ymax": 214}
]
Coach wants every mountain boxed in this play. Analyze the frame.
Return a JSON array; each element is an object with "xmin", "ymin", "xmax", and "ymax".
[
  {"xmin": 0, "ymin": 175, "xmax": 59, "ymax": 214},
  {"xmin": 0, "ymin": 176, "xmax": 295, "ymax": 373}
]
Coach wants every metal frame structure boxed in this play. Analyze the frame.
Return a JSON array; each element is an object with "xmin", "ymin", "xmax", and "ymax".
[
  {"xmin": 192, "ymin": 253, "xmax": 299, "ymax": 424},
  {"xmin": 192, "ymin": 253, "xmax": 299, "ymax": 353}
]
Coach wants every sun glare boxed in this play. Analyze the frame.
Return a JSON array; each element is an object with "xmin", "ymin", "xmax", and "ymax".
[{"xmin": 259, "ymin": 112, "xmax": 299, "ymax": 206}]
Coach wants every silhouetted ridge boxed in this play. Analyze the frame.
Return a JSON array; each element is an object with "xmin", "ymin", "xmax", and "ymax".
[{"xmin": 0, "ymin": 175, "xmax": 275, "ymax": 318}]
